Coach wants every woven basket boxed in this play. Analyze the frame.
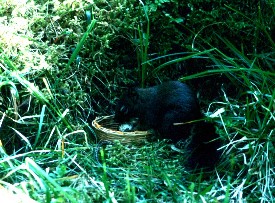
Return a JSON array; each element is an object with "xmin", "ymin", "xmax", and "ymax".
[{"xmin": 92, "ymin": 115, "xmax": 151, "ymax": 144}]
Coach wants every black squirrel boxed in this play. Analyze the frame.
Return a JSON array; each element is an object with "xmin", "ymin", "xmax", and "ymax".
[{"xmin": 115, "ymin": 81, "xmax": 221, "ymax": 169}]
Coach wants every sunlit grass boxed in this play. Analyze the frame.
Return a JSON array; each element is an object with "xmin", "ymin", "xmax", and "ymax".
[{"xmin": 0, "ymin": 0, "xmax": 274, "ymax": 202}]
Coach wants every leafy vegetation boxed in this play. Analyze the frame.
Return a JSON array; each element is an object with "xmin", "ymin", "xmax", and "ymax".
[{"xmin": 0, "ymin": 0, "xmax": 274, "ymax": 202}]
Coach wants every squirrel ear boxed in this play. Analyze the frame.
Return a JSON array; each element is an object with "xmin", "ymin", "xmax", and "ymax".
[{"xmin": 129, "ymin": 87, "xmax": 138, "ymax": 96}]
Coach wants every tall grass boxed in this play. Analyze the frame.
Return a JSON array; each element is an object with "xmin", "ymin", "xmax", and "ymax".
[
  {"xmin": 0, "ymin": 0, "xmax": 274, "ymax": 202},
  {"xmin": 137, "ymin": 0, "xmax": 150, "ymax": 88}
]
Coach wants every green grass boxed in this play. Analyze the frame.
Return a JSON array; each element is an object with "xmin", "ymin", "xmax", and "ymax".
[{"xmin": 0, "ymin": 0, "xmax": 274, "ymax": 202}]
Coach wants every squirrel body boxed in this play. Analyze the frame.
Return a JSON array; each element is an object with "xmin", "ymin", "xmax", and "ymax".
[{"xmin": 115, "ymin": 81, "xmax": 221, "ymax": 169}]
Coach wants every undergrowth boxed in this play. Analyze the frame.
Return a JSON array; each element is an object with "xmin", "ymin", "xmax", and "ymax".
[{"xmin": 0, "ymin": 0, "xmax": 274, "ymax": 202}]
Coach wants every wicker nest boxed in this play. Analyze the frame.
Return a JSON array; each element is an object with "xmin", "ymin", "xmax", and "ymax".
[{"xmin": 92, "ymin": 115, "xmax": 151, "ymax": 144}]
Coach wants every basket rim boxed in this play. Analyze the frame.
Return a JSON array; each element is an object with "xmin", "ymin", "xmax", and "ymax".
[{"xmin": 92, "ymin": 115, "xmax": 151, "ymax": 136}]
